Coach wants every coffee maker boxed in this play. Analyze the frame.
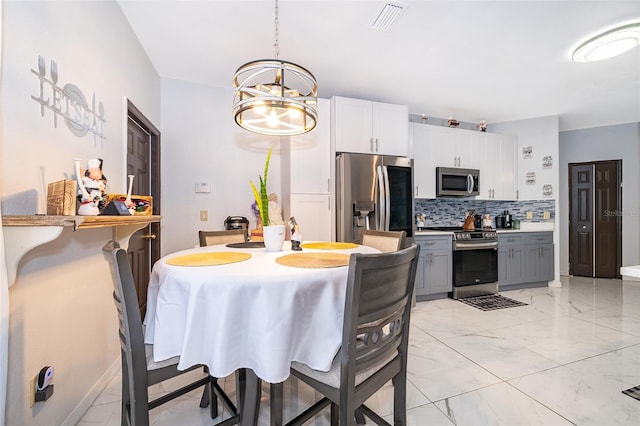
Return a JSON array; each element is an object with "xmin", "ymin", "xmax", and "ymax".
[{"xmin": 494, "ymin": 210, "xmax": 513, "ymax": 229}]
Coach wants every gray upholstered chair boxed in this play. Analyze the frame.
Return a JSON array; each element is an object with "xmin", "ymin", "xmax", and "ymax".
[
  {"xmin": 199, "ymin": 229, "xmax": 247, "ymax": 246},
  {"xmin": 272, "ymin": 243, "xmax": 420, "ymax": 426},
  {"xmin": 361, "ymin": 229, "xmax": 406, "ymax": 252},
  {"xmin": 102, "ymin": 240, "xmax": 239, "ymax": 426}
]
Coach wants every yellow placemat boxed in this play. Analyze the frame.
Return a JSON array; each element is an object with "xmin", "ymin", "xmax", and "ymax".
[
  {"xmin": 276, "ymin": 252, "xmax": 351, "ymax": 269},
  {"xmin": 301, "ymin": 242, "xmax": 359, "ymax": 250},
  {"xmin": 166, "ymin": 252, "xmax": 251, "ymax": 266}
]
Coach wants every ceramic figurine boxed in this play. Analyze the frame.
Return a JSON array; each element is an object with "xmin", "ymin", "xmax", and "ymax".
[
  {"xmin": 74, "ymin": 158, "xmax": 107, "ymax": 215},
  {"xmin": 289, "ymin": 216, "xmax": 302, "ymax": 251}
]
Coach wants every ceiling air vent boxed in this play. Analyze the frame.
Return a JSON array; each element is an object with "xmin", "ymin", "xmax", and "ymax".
[{"xmin": 370, "ymin": 2, "xmax": 405, "ymax": 31}]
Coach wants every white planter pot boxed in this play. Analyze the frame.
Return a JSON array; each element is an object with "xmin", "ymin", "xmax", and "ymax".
[{"xmin": 263, "ymin": 225, "xmax": 285, "ymax": 252}]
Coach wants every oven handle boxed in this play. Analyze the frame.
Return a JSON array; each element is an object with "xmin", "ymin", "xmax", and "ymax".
[{"xmin": 453, "ymin": 242, "xmax": 498, "ymax": 251}]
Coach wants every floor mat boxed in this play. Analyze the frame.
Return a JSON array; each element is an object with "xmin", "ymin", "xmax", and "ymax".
[
  {"xmin": 459, "ymin": 294, "xmax": 528, "ymax": 311},
  {"xmin": 622, "ymin": 385, "xmax": 640, "ymax": 401}
]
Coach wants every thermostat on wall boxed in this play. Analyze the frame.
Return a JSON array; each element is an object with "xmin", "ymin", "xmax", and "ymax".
[{"xmin": 195, "ymin": 181, "xmax": 211, "ymax": 193}]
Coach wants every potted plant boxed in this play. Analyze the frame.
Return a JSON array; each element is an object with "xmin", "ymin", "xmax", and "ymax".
[{"xmin": 250, "ymin": 147, "xmax": 285, "ymax": 251}]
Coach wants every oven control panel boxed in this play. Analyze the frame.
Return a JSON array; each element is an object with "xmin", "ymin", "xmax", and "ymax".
[{"xmin": 454, "ymin": 231, "xmax": 498, "ymax": 241}]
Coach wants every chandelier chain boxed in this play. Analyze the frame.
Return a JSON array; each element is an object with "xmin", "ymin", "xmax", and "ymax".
[{"xmin": 273, "ymin": 0, "xmax": 279, "ymax": 59}]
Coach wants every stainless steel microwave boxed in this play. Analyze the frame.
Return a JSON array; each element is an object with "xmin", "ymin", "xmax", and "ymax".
[{"xmin": 436, "ymin": 167, "xmax": 479, "ymax": 197}]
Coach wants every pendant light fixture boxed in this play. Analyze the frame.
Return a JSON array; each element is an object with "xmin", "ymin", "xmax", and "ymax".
[
  {"xmin": 572, "ymin": 22, "xmax": 640, "ymax": 63},
  {"xmin": 232, "ymin": 0, "xmax": 318, "ymax": 136}
]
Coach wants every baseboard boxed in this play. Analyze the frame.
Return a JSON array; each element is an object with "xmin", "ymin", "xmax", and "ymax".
[{"xmin": 60, "ymin": 356, "xmax": 120, "ymax": 426}]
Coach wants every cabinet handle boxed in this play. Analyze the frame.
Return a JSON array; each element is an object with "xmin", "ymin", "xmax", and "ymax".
[
  {"xmin": 415, "ymin": 185, "xmax": 419, "ymax": 196},
  {"xmin": 327, "ymin": 178, "xmax": 330, "ymax": 193},
  {"xmin": 370, "ymin": 137, "xmax": 374, "ymax": 152},
  {"xmin": 375, "ymin": 138, "xmax": 379, "ymax": 152},
  {"xmin": 428, "ymin": 252, "xmax": 433, "ymax": 263}
]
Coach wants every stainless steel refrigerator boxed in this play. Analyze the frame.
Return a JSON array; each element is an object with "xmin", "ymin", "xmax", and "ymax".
[{"xmin": 336, "ymin": 152, "xmax": 414, "ymax": 245}]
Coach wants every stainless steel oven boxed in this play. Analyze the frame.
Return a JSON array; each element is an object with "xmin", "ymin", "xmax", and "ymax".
[{"xmin": 452, "ymin": 230, "xmax": 498, "ymax": 299}]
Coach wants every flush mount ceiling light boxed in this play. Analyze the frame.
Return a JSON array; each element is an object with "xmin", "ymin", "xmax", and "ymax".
[
  {"xmin": 232, "ymin": 0, "xmax": 317, "ymax": 136},
  {"xmin": 572, "ymin": 22, "xmax": 640, "ymax": 63}
]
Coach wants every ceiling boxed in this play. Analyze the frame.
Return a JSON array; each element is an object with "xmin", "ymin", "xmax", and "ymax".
[{"xmin": 117, "ymin": 0, "xmax": 640, "ymax": 132}]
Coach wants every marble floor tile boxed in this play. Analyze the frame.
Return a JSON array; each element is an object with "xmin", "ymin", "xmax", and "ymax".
[{"xmin": 77, "ymin": 276, "xmax": 640, "ymax": 425}]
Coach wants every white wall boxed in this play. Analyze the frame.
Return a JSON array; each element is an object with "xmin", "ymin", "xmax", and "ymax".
[
  {"xmin": 1, "ymin": 1, "xmax": 160, "ymax": 423},
  {"xmin": 159, "ymin": 78, "xmax": 282, "ymax": 255},
  {"xmin": 490, "ymin": 116, "xmax": 561, "ymax": 285},
  {"xmin": 558, "ymin": 122, "xmax": 640, "ymax": 276}
]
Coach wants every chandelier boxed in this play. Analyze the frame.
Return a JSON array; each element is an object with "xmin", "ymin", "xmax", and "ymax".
[{"xmin": 232, "ymin": 0, "xmax": 318, "ymax": 136}]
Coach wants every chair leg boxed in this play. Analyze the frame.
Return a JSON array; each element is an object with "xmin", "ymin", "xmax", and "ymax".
[
  {"xmin": 270, "ymin": 382, "xmax": 283, "ymax": 426},
  {"xmin": 355, "ymin": 407, "xmax": 366, "ymax": 424},
  {"xmin": 392, "ymin": 372, "xmax": 407, "ymax": 426},
  {"xmin": 199, "ymin": 375, "xmax": 219, "ymax": 419},
  {"xmin": 330, "ymin": 402, "xmax": 339, "ymax": 426}
]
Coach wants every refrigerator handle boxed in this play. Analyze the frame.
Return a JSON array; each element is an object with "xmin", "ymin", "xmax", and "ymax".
[
  {"xmin": 376, "ymin": 165, "xmax": 386, "ymax": 230},
  {"xmin": 382, "ymin": 165, "xmax": 391, "ymax": 230}
]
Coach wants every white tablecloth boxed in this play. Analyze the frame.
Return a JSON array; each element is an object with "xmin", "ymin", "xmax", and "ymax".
[{"xmin": 144, "ymin": 242, "xmax": 378, "ymax": 383}]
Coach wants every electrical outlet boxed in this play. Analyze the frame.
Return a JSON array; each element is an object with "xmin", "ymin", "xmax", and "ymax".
[
  {"xmin": 526, "ymin": 211, "xmax": 534, "ymax": 220},
  {"xmin": 543, "ymin": 211, "xmax": 551, "ymax": 220},
  {"xmin": 200, "ymin": 210, "xmax": 208, "ymax": 221}
]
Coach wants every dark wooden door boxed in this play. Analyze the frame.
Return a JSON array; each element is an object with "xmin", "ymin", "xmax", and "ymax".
[
  {"xmin": 569, "ymin": 163, "xmax": 594, "ymax": 276},
  {"xmin": 127, "ymin": 101, "xmax": 161, "ymax": 319},
  {"xmin": 569, "ymin": 161, "xmax": 621, "ymax": 278},
  {"xmin": 594, "ymin": 161, "xmax": 621, "ymax": 278}
]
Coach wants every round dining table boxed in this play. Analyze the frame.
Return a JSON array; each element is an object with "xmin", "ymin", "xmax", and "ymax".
[{"xmin": 143, "ymin": 240, "xmax": 379, "ymax": 425}]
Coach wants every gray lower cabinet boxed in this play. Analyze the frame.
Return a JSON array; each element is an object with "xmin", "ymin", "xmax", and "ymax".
[
  {"xmin": 499, "ymin": 232, "xmax": 553, "ymax": 288},
  {"xmin": 498, "ymin": 234, "xmax": 525, "ymax": 285},
  {"xmin": 415, "ymin": 236, "xmax": 452, "ymax": 299},
  {"xmin": 524, "ymin": 233, "xmax": 554, "ymax": 282}
]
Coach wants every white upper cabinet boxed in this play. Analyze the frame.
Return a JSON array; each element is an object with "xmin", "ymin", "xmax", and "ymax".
[
  {"xmin": 428, "ymin": 126, "xmax": 483, "ymax": 169},
  {"xmin": 412, "ymin": 123, "xmax": 436, "ymax": 198},
  {"xmin": 413, "ymin": 123, "xmax": 517, "ymax": 200},
  {"xmin": 478, "ymin": 133, "xmax": 518, "ymax": 200},
  {"xmin": 331, "ymin": 96, "xmax": 408, "ymax": 157}
]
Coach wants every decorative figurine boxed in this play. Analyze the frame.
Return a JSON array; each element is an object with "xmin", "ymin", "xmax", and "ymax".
[
  {"xmin": 125, "ymin": 174, "xmax": 136, "ymax": 214},
  {"xmin": 74, "ymin": 158, "xmax": 107, "ymax": 215},
  {"xmin": 289, "ymin": 216, "xmax": 302, "ymax": 251},
  {"xmin": 267, "ymin": 193, "xmax": 285, "ymax": 225}
]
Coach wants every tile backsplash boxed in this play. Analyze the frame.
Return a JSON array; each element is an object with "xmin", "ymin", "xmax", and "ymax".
[{"xmin": 415, "ymin": 198, "xmax": 555, "ymax": 227}]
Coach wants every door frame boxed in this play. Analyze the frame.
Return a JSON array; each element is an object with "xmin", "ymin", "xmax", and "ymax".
[
  {"xmin": 568, "ymin": 160, "xmax": 622, "ymax": 278},
  {"xmin": 127, "ymin": 99, "xmax": 161, "ymax": 265}
]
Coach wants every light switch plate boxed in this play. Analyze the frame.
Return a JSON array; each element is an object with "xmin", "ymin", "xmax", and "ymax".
[
  {"xmin": 526, "ymin": 211, "xmax": 534, "ymax": 220},
  {"xmin": 543, "ymin": 211, "xmax": 551, "ymax": 220},
  {"xmin": 195, "ymin": 181, "xmax": 211, "ymax": 193}
]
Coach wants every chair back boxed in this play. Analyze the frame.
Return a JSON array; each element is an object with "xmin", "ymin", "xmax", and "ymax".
[
  {"xmin": 341, "ymin": 243, "xmax": 419, "ymax": 384},
  {"xmin": 102, "ymin": 240, "xmax": 149, "ymax": 395},
  {"xmin": 199, "ymin": 229, "xmax": 246, "ymax": 247},
  {"xmin": 361, "ymin": 229, "xmax": 406, "ymax": 252}
]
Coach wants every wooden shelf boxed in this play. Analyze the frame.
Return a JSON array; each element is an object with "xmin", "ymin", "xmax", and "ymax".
[
  {"xmin": 2, "ymin": 214, "xmax": 161, "ymax": 230},
  {"xmin": 2, "ymin": 214, "xmax": 161, "ymax": 287}
]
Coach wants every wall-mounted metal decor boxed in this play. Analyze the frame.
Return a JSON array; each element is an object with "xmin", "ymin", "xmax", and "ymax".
[
  {"xmin": 526, "ymin": 172, "xmax": 536, "ymax": 185},
  {"xmin": 542, "ymin": 155, "xmax": 553, "ymax": 169},
  {"xmin": 522, "ymin": 146, "xmax": 533, "ymax": 159},
  {"xmin": 31, "ymin": 55, "xmax": 106, "ymax": 145},
  {"xmin": 543, "ymin": 184, "xmax": 553, "ymax": 198}
]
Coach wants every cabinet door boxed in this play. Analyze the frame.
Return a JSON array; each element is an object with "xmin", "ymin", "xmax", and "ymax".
[
  {"xmin": 540, "ymin": 244, "xmax": 554, "ymax": 281},
  {"xmin": 372, "ymin": 101, "xmax": 408, "ymax": 157},
  {"xmin": 425, "ymin": 249, "xmax": 452, "ymax": 294},
  {"xmin": 524, "ymin": 245, "xmax": 542, "ymax": 282},
  {"xmin": 428, "ymin": 125, "xmax": 457, "ymax": 167},
  {"xmin": 497, "ymin": 134, "xmax": 517, "ymax": 200},
  {"xmin": 290, "ymin": 98, "xmax": 330, "ymax": 194},
  {"xmin": 412, "ymin": 123, "xmax": 435, "ymax": 198},
  {"xmin": 289, "ymin": 194, "xmax": 331, "ymax": 242},
  {"xmin": 332, "ymin": 97, "xmax": 373, "ymax": 154},
  {"xmin": 455, "ymin": 129, "xmax": 481, "ymax": 169},
  {"xmin": 414, "ymin": 250, "xmax": 427, "ymax": 296}
]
